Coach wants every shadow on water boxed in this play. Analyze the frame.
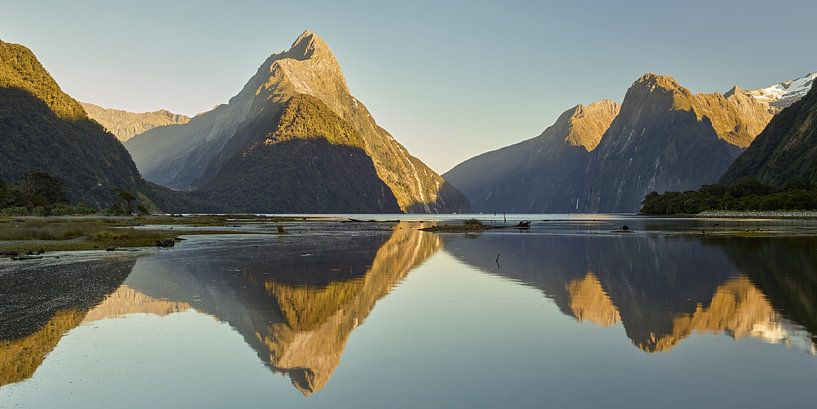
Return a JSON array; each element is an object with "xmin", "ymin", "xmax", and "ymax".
[
  {"xmin": 442, "ymin": 232, "xmax": 817, "ymax": 354},
  {"xmin": 0, "ymin": 222, "xmax": 442, "ymax": 394}
]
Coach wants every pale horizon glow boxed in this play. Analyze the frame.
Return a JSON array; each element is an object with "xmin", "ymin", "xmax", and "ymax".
[{"xmin": 1, "ymin": 0, "xmax": 815, "ymax": 172}]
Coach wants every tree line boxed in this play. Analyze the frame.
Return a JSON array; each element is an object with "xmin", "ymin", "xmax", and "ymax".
[
  {"xmin": 640, "ymin": 179, "xmax": 817, "ymax": 214},
  {"xmin": 0, "ymin": 172, "xmax": 144, "ymax": 216}
]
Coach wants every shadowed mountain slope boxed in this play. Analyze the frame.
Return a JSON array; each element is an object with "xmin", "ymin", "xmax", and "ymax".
[
  {"xmin": 126, "ymin": 31, "xmax": 467, "ymax": 213},
  {"xmin": 585, "ymin": 74, "xmax": 773, "ymax": 212},
  {"xmin": 444, "ymin": 100, "xmax": 620, "ymax": 212},
  {"xmin": 0, "ymin": 40, "xmax": 158, "ymax": 207},
  {"xmin": 721, "ymin": 85, "xmax": 817, "ymax": 187},
  {"xmin": 447, "ymin": 73, "xmax": 775, "ymax": 213},
  {"xmin": 188, "ymin": 94, "xmax": 400, "ymax": 213}
]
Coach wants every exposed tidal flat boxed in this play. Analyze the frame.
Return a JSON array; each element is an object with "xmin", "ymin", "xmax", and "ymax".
[{"xmin": 1, "ymin": 214, "xmax": 816, "ymax": 408}]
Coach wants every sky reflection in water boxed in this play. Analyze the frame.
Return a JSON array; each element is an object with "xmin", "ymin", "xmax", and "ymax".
[{"xmin": 1, "ymin": 220, "xmax": 815, "ymax": 408}]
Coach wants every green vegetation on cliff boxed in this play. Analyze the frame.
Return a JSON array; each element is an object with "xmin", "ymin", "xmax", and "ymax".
[
  {"xmin": 191, "ymin": 94, "xmax": 400, "ymax": 213},
  {"xmin": 0, "ymin": 40, "xmax": 156, "ymax": 209},
  {"xmin": 641, "ymin": 82, "xmax": 817, "ymax": 215},
  {"xmin": 720, "ymin": 79, "xmax": 817, "ymax": 187},
  {"xmin": 640, "ymin": 180, "xmax": 817, "ymax": 215}
]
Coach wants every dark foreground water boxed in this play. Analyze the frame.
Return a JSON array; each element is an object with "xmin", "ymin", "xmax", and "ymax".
[{"xmin": 1, "ymin": 217, "xmax": 816, "ymax": 408}]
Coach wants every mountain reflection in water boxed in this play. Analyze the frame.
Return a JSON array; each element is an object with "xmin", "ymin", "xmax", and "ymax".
[
  {"xmin": 0, "ymin": 222, "xmax": 441, "ymax": 394},
  {"xmin": 1, "ymin": 221, "xmax": 815, "ymax": 398},
  {"xmin": 443, "ymin": 233, "xmax": 817, "ymax": 354}
]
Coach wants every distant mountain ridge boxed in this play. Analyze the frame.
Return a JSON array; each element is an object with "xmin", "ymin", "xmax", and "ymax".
[
  {"xmin": 126, "ymin": 31, "xmax": 467, "ymax": 213},
  {"xmin": 444, "ymin": 100, "xmax": 620, "ymax": 212},
  {"xmin": 447, "ymin": 72, "xmax": 798, "ymax": 213},
  {"xmin": 584, "ymin": 73, "xmax": 773, "ymax": 212},
  {"xmin": 80, "ymin": 102, "xmax": 190, "ymax": 142}
]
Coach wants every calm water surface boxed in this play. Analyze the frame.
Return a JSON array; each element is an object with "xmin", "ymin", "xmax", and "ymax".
[{"xmin": 1, "ymin": 217, "xmax": 815, "ymax": 408}]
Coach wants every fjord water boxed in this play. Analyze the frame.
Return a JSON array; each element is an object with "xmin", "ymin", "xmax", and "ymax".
[{"xmin": 1, "ymin": 219, "xmax": 816, "ymax": 408}]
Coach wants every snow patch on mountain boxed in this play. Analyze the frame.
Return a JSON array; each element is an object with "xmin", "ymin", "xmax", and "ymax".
[{"xmin": 748, "ymin": 72, "xmax": 816, "ymax": 109}]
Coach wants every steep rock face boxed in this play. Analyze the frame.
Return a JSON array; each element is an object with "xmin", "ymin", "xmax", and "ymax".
[
  {"xmin": 191, "ymin": 95, "xmax": 400, "ymax": 213},
  {"xmin": 447, "ymin": 73, "xmax": 776, "ymax": 213},
  {"xmin": 585, "ymin": 74, "xmax": 771, "ymax": 212},
  {"xmin": 444, "ymin": 100, "xmax": 619, "ymax": 212},
  {"xmin": 700, "ymin": 86, "xmax": 775, "ymax": 148},
  {"xmin": 721, "ymin": 85, "xmax": 817, "ymax": 187},
  {"xmin": 80, "ymin": 102, "xmax": 190, "ymax": 142},
  {"xmin": 126, "ymin": 31, "xmax": 467, "ymax": 213},
  {"xmin": 0, "ymin": 40, "xmax": 153, "ymax": 207}
]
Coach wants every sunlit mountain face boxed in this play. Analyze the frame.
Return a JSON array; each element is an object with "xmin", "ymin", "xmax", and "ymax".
[{"xmin": 443, "ymin": 232, "xmax": 816, "ymax": 354}]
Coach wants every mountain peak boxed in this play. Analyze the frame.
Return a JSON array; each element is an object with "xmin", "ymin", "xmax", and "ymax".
[
  {"xmin": 724, "ymin": 85, "xmax": 745, "ymax": 97},
  {"xmin": 633, "ymin": 73, "xmax": 686, "ymax": 92},
  {"xmin": 620, "ymin": 72, "xmax": 698, "ymax": 115},
  {"xmin": 287, "ymin": 30, "xmax": 333, "ymax": 60},
  {"xmin": 0, "ymin": 40, "xmax": 87, "ymax": 120},
  {"xmin": 562, "ymin": 99, "xmax": 620, "ymax": 150}
]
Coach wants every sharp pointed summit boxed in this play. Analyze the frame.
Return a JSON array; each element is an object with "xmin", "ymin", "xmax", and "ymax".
[
  {"xmin": 124, "ymin": 31, "xmax": 468, "ymax": 213},
  {"xmin": 287, "ymin": 30, "xmax": 334, "ymax": 60}
]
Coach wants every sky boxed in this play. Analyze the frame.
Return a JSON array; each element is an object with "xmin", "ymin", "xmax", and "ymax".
[{"xmin": 1, "ymin": 0, "xmax": 816, "ymax": 173}]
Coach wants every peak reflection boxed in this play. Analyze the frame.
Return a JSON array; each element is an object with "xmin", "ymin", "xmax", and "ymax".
[
  {"xmin": 0, "ymin": 222, "xmax": 441, "ymax": 394},
  {"xmin": 443, "ymin": 233, "xmax": 816, "ymax": 355}
]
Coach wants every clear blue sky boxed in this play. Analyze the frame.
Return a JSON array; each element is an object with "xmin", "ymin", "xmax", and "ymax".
[{"xmin": 2, "ymin": 0, "xmax": 815, "ymax": 172}]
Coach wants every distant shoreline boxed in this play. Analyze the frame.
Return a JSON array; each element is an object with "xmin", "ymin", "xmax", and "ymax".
[{"xmin": 697, "ymin": 211, "xmax": 817, "ymax": 219}]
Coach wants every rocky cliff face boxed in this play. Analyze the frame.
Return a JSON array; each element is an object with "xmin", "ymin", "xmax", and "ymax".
[
  {"xmin": 80, "ymin": 102, "xmax": 190, "ymax": 142},
  {"xmin": 447, "ymin": 73, "xmax": 777, "ymax": 213},
  {"xmin": 721, "ymin": 84, "xmax": 817, "ymax": 187},
  {"xmin": 126, "ymin": 31, "xmax": 467, "ymax": 213},
  {"xmin": 584, "ymin": 74, "xmax": 773, "ymax": 212},
  {"xmin": 444, "ymin": 100, "xmax": 619, "ymax": 212},
  {"xmin": 0, "ymin": 40, "xmax": 156, "ymax": 207},
  {"xmin": 190, "ymin": 94, "xmax": 401, "ymax": 213}
]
